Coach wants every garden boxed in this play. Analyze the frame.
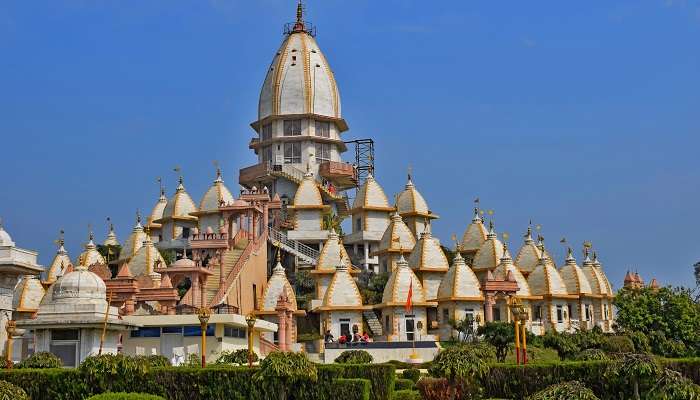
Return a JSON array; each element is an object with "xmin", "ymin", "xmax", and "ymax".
[{"xmin": 1, "ymin": 284, "xmax": 699, "ymax": 400}]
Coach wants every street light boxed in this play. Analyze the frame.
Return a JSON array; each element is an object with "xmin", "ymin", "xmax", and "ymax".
[
  {"xmin": 5, "ymin": 320, "xmax": 16, "ymax": 369},
  {"xmin": 245, "ymin": 313, "xmax": 257, "ymax": 368},
  {"xmin": 197, "ymin": 307, "xmax": 211, "ymax": 368}
]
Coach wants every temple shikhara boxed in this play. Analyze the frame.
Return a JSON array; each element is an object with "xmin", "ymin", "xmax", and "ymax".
[{"xmin": 2, "ymin": 3, "xmax": 620, "ymax": 365}]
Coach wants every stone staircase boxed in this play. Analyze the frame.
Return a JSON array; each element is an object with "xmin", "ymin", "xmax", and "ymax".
[
  {"xmin": 205, "ymin": 237, "xmax": 249, "ymax": 305},
  {"xmin": 363, "ymin": 309, "xmax": 384, "ymax": 336}
]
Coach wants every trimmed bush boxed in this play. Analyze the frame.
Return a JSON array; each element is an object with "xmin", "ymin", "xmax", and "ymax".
[
  {"xmin": 395, "ymin": 378, "xmax": 414, "ymax": 390},
  {"xmin": 16, "ymin": 351, "xmax": 63, "ymax": 369},
  {"xmin": 331, "ymin": 378, "xmax": 371, "ymax": 400},
  {"xmin": 573, "ymin": 349, "xmax": 610, "ymax": 361},
  {"xmin": 416, "ymin": 377, "xmax": 470, "ymax": 400},
  {"xmin": 135, "ymin": 355, "xmax": 170, "ymax": 368},
  {"xmin": 601, "ymin": 335, "xmax": 635, "ymax": 354},
  {"xmin": 334, "ymin": 350, "xmax": 373, "ymax": 364},
  {"xmin": 87, "ymin": 393, "xmax": 165, "ymax": 400},
  {"xmin": 0, "ymin": 380, "xmax": 29, "ymax": 400},
  {"xmin": 215, "ymin": 349, "xmax": 258, "ymax": 366},
  {"xmin": 392, "ymin": 389, "xmax": 421, "ymax": 400},
  {"xmin": 80, "ymin": 354, "xmax": 151, "ymax": 393},
  {"xmin": 401, "ymin": 367, "xmax": 421, "ymax": 383},
  {"xmin": 526, "ymin": 381, "xmax": 599, "ymax": 400}
]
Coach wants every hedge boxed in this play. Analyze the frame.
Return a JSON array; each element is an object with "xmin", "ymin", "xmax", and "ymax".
[
  {"xmin": 394, "ymin": 378, "xmax": 415, "ymax": 391},
  {"xmin": 0, "ymin": 363, "xmax": 395, "ymax": 400},
  {"xmin": 482, "ymin": 358, "xmax": 700, "ymax": 399},
  {"xmin": 330, "ymin": 379, "xmax": 370, "ymax": 400},
  {"xmin": 392, "ymin": 389, "xmax": 421, "ymax": 400},
  {"xmin": 86, "ymin": 394, "xmax": 166, "ymax": 400},
  {"xmin": 0, "ymin": 379, "xmax": 29, "ymax": 400}
]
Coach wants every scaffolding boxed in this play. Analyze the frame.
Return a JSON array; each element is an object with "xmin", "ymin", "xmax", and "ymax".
[{"xmin": 344, "ymin": 139, "xmax": 375, "ymax": 186}]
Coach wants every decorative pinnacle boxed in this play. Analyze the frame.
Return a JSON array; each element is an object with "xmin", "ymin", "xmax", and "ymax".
[
  {"xmin": 407, "ymin": 164, "xmax": 413, "ymax": 182},
  {"xmin": 107, "ymin": 216, "xmax": 114, "ymax": 232},
  {"xmin": 136, "ymin": 210, "xmax": 142, "ymax": 224},
  {"xmin": 57, "ymin": 229, "xmax": 65, "ymax": 247},
  {"xmin": 157, "ymin": 177, "xmax": 165, "ymax": 196},
  {"xmin": 296, "ymin": 0, "xmax": 303, "ymax": 23},
  {"xmin": 88, "ymin": 224, "xmax": 94, "ymax": 241}
]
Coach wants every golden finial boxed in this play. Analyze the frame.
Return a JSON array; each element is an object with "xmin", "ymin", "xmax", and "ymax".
[
  {"xmin": 213, "ymin": 160, "xmax": 221, "ymax": 179},
  {"xmin": 502, "ymin": 232, "xmax": 510, "ymax": 242},
  {"xmin": 276, "ymin": 241, "xmax": 281, "ymax": 263},
  {"xmin": 136, "ymin": 210, "xmax": 142, "ymax": 224},
  {"xmin": 487, "ymin": 209, "xmax": 494, "ymax": 216},
  {"xmin": 174, "ymin": 166, "xmax": 183, "ymax": 185},
  {"xmin": 88, "ymin": 223, "xmax": 94, "ymax": 241},
  {"xmin": 407, "ymin": 164, "xmax": 413, "ymax": 181},
  {"xmin": 157, "ymin": 176, "xmax": 164, "ymax": 196},
  {"xmin": 54, "ymin": 229, "xmax": 65, "ymax": 247},
  {"xmin": 583, "ymin": 241, "xmax": 592, "ymax": 249}
]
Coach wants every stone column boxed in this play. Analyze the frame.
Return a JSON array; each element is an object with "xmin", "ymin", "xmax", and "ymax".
[
  {"xmin": 363, "ymin": 242, "xmax": 370, "ymax": 270},
  {"xmin": 192, "ymin": 274, "xmax": 200, "ymax": 308},
  {"xmin": 277, "ymin": 311, "xmax": 287, "ymax": 352},
  {"xmin": 218, "ymin": 250, "xmax": 225, "ymax": 285},
  {"xmin": 484, "ymin": 293, "xmax": 495, "ymax": 323},
  {"xmin": 285, "ymin": 311, "xmax": 293, "ymax": 349}
]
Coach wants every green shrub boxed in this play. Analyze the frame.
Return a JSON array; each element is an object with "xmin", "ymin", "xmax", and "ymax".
[
  {"xmin": 601, "ymin": 335, "xmax": 635, "ymax": 354},
  {"xmin": 526, "ymin": 381, "xmax": 599, "ymax": 400},
  {"xmin": 86, "ymin": 393, "xmax": 166, "ymax": 400},
  {"xmin": 334, "ymin": 350, "xmax": 373, "ymax": 364},
  {"xmin": 416, "ymin": 377, "xmax": 471, "ymax": 400},
  {"xmin": 331, "ymin": 378, "xmax": 371, "ymax": 400},
  {"xmin": 16, "ymin": 351, "xmax": 63, "ymax": 369},
  {"xmin": 215, "ymin": 349, "xmax": 258, "ymax": 366},
  {"xmin": 392, "ymin": 389, "xmax": 421, "ymax": 400},
  {"xmin": 394, "ymin": 378, "xmax": 414, "ymax": 390},
  {"xmin": 179, "ymin": 353, "xmax": 202, "ymax": 368},
  {"xmin": 80, "ymin": 354, "xmax": 151, "ymax": 394},
  {"xmin": 0, "ymin": 380, "xmax": 29, "ymax": 400},
  {"xmin": 628, "ymin": 331, "xmax": 651, "ymax": 354},
  {"xmin": 134, "ymin": 355, "xmax": 170, "ymax": 368},
  {"xmin": 401, "ymin": 368, "xmax": 421, "ymax": 383},
  {"xmin": 573, "ymin": 349, "xmax": 610, "ymax": 361}
]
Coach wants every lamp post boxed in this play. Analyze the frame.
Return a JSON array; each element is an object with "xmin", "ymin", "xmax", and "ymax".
[
  {"xmin": 197, "ymin": 307, "xmax": 211, "ymax": 368},
  {"xmin": 5, "ymin": 320, "xmax": 16, "ymax": 369},
  {"xmin": 245, "ymin": 313, "xmax": 257, "ymax": 368}
]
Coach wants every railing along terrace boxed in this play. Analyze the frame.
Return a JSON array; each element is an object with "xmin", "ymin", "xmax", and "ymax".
[{"xmin": 268, "ymin": 227, "xmax": 319, "ymax": 263}]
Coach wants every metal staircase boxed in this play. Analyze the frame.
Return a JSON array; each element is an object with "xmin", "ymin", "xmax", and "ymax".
[
  {"xmin": 363, "ymin": 309, "xmax": 384, "ymax": 336},
  {"xmin": 268, "ymin": 227, "xmax": 319, "ymax": 265}
]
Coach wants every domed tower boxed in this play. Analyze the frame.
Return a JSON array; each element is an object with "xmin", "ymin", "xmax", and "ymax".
[{"xmin": 239, "ymin": 2, "xmax": 356, "ymax": 222}]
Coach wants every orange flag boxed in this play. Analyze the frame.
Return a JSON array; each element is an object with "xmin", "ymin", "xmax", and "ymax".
[{"xmin": 405, "ymin": 278, "xmax": 413, "ymax": 313}]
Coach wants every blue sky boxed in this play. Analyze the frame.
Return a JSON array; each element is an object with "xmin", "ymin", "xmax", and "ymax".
[{"xmin": 1, "ymin": 1, "xmax": 699, "ymax": 288}]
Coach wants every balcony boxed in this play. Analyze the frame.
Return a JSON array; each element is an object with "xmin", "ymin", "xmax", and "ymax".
[
  {"xmin": 239, "ymin": 163, "xmax": 273, "ymax": 186},
  {"xmin": 319, "ymin": 161, "xmax": 357, "ymax": 188}
]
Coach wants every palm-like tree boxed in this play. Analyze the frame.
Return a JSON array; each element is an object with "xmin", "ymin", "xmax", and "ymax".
[{"xmin": 428, "ymin": 345, "xmax": 490, "ymax": 400}]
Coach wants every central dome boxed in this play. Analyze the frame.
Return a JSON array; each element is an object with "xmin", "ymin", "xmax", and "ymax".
[{"xmin": 256, "ymin": 8, "xmax": 345, "ymax": 129}]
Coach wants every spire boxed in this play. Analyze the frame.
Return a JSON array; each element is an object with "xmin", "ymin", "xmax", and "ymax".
[
  {"xmin": 136, "ymin": 210, "xmax": 142, "ymax": 227},
  {"xmin": 500, "ymin": 241, "xmax": 513, "ymax": 263},
  {"xmin": 538, "ymin": 238, "xmax": 548, "ymax": 264},
  {"xmin": 157, "ymin": 177, "xmax": 166, "ymax": 198},
  {"xmin": 296, "ymin": 0, "xmax": 303, "ymax": 23},
  {"xmin": 486, "ymin": 220, "xmax": 497, "ymax": 239},
  {"xmin": 213, "ymin": 160, "xmax": 222, "ymax": 183},
  {"xmin": 56, "ymin": 229, "xmax": 66, "ymax": 252},
  {"xmin": 472, "ymin": 207, "xmax": 482, "ymax": 223},
  {"xmin": 524, "ymin": 226, "xmax": 534, "ymax": 244},
  {"xmin": 565, "ymin": 247, "xmax": 576, "ymax": 264}
]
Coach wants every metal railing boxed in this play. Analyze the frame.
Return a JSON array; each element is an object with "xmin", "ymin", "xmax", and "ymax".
[{"xmin": 268, "ymin": 227, "xmax": 319, "ymax": 265}]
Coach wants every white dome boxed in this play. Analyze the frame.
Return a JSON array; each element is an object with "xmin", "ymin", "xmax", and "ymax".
[
  {"xmin": 49, "ymin": 266, "xmax": 107, "ymax": 303},
  {"xmin": 198, "ymin": 169, "xmax": 235, "ymax": 212},
  {"xmin": 0, "ymin": 223, "xmax": 15, "ymax": 247},
  {"xmin": 258, "ymin": 19, "xmax": 342, "ymax": 125}
]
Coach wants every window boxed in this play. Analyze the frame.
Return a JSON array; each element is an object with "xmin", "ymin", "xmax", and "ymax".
[
  {"xmin": 262, "ymin": 123, "xmax": 272, "ymax": 141},
  {"xmin": 283, "ymin": 119, "xmax": 302, "ymax": 136},
  {"xmin": 585, "ymin": 305, "xmax": 590, "ymax": 321},
  {"xmin": 283, "ymin": 142, "xmax": 301, "ymax": 164},
  {"xmin": 535, "ymin": 306, "xmax": 542, "ymax": 321},
  {"xmin": 340, "ymin": 318, "xmax": 351, "ymax": 338},
  {"xmin": 355, "ymin": 218, "xmax": 362, "ymax": 232},
  {"xmin": 405, "ymin": 318, "xmax": 415, "ymax": 341},
  {"xmin": 262, "ymin": 145, "xmax": 273, "ymax": 163},
  {"xmin": 567, "ymin": 304, "xmax": 573, "ymax": 319},
  {"xmin": 252, "ymin": 284, "xmax": 258, "ymax": 310},
  {"xmin": 385, "ymin": 315, "xmax": 391, "ymax": 333},
  {"xmin": 315, "ymin": 120, "xmax": 330, "ymax": 137},
  {"xmin": 224, "ymin": 327, "xmax": 246, "ymax": 338},
  {"xmin": 50, "ymin": 329, "xmax": 80, "ymax": 367},
  {"xmin": 315, "ymin": 142, "xmax": 331, "ymax": 162},
  {"xmin": 181, "ymin": 227, "xmax": 190, "ymax": 239},
  {"xmin": 442, "ymin": 308, "xmax": 449, "ymax": 323},
  {"xmin": 162, "ymin": 326, "xmax": 183, "ymax": 334},
  {"xmin": 183, "ymin": 325, "xmax": 215, "ymax": 337},
  {"xmin": 556, "ymin": 306, "xmax": 564, "ymax": 323},
  {"xmin": 130, "ymin": 327, "xmax": 161, "ymax": 338},
  {"xmin": 52, "ymin": 329, "xmax": 79, "ymax": 341},
  {"xmin": 493, "ymin": 307, "xmax": 501, "ymax": 321}
]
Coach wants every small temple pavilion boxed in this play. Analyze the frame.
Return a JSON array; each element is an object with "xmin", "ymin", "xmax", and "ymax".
[
  {"xmin": 396, "ymin": 175, "xmax": 438, "ymax": 239},
  {"xmin": 344, "ymin": 174, "xmax": 393, "ymax": 272},
  {"xmin": 559, "ymin": 248, "xmax": 595, "ymax": 330},
  {"xmin": 372, "ymin": 213, "xmax": 416, "ymax": 274},
  {"xmin": 435, "ymin": 251, "xmax": 483, "ymax": 339},
  {"xmin": 459, "ymin": 208, "xmax": 488, "ymax": 265},
  {"xmin": 379, "ymin": 255, "xmax": 435, "ymax": 342}
]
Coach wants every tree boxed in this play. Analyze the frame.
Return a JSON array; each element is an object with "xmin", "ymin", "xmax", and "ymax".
[
  {"xmin": 614, "ymin": 286, "xmax": 700, "ymax": 356},
  {"xmin": 448, "ymin": 315, "xmax": 479, "ymax": 343},
  {"xmin": 428, "ymin": 345, "xmax": 490, "ymax": 400},
  {"xmin": 526, "ymin": 381, "xmax": 599, "ymax": 400},
  {"xmin": 255, "ymin": 351, "xmax": 317, "ymax": 400},
  {"xmin": 215, "ymin": 349, "xmax": 258, "ymax": 366},
  {"xmin": 477, "ymin": 322, "xmax": 514, "ymax": 362},
  {"xmin": 607, "ymin": 353, "xmax": 661, "ymax": 400},
  {"xmin": 294, "ymin": 271, "xmax": 315, "ymax": 310},
  {"xmin": 16, "ymin": 351, "xmax": 62, "ymax": 369},
  {"xmin": 358, "ymin": 270, "xmax": 389, "ymax": 305},
  {"xmin": 649, "ymin": 369, "xmax": 700, "ymax": 400},
  {"xmin": 542, "ymin": 332, "xmax": 581, "ymax": 361}
]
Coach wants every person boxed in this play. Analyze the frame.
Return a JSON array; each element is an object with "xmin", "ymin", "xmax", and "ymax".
[
  {"xmin": 361, "ymin": 332, "xmax": 369, "ymax": 343},
  {"xmin": 324, "ymin": 330, "xmax": 334, "ymax": 343},
  {"xmin": 338, "ymin": 335, "xmax": 347, "ymax": 345},
  {"xmin": 353, "ymin": 332, "xmax": 361, "ymax": 343}
]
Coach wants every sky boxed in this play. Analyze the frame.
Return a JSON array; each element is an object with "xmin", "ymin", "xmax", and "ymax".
[{"xmin": 1, "ymin": 1, "xmax": 699, "ymax": 289}]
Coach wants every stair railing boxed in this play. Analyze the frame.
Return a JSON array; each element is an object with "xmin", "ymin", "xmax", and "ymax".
[{"xmin": 268, "ymin": 227, "xmax": 319, "ymax": 265}]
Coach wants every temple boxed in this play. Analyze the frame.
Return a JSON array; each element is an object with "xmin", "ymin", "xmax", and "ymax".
[{"xmin": 2, "ymin": 2, "xmax": 618, "ymax": 366}]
